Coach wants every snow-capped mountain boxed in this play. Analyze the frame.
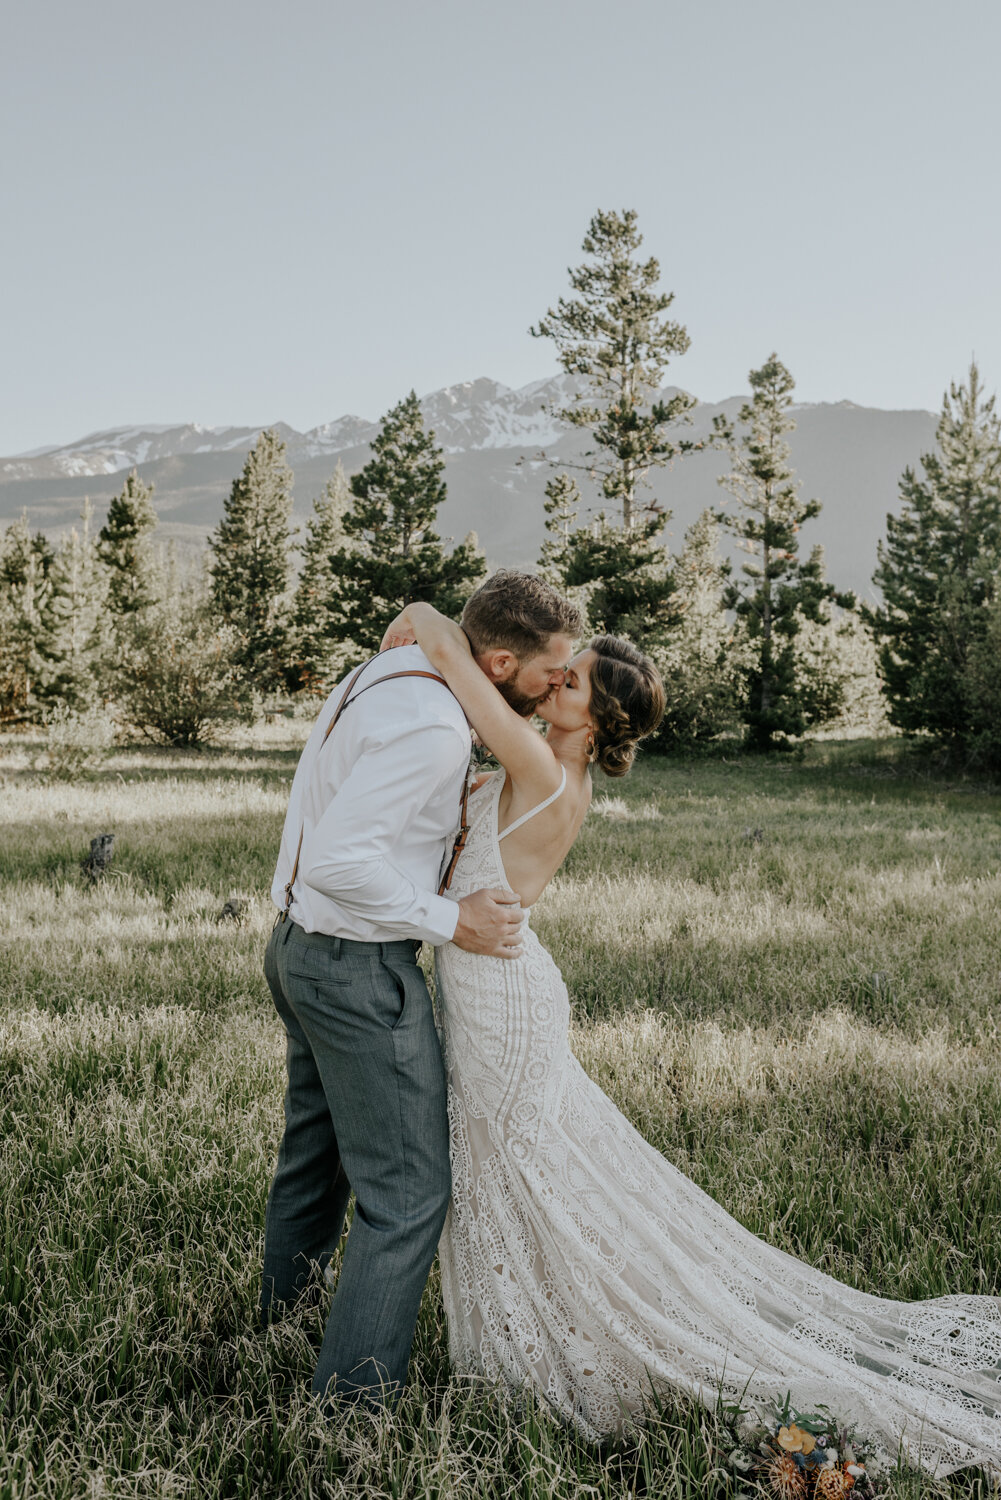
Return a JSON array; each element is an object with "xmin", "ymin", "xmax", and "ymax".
[
  {"xmin": 0, "ymin": 375, "xmax": 938, "ymax": 600},
  {"xmin": 1, "ymin": 376, "xmax": 585, "ymax": 481},
  {"xmin": 1, "ymin": 422, "xmax": 269, "ymax": 480}
]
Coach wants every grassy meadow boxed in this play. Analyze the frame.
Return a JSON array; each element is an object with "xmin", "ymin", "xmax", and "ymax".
[{"xmin": 1, "ymin": 726, "xmax": 999, "ymax": 1499}]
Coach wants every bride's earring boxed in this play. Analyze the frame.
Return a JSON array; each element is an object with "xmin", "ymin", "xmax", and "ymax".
[{"xmin": 585, "ymin": 729, "xmax": 596, "ymax": 761}]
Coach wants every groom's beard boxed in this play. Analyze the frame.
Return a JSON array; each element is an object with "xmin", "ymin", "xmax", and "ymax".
[{"xmin": 496, "ymin": 676, "xmax": 552, "ymax": 719}]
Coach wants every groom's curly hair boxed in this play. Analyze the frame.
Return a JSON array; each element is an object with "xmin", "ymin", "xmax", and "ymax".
[{"xmin": 460, "ymin": 570, "xmax": 583, "ymax": 659}]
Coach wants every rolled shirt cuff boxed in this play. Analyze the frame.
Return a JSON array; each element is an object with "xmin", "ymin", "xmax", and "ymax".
[{"xmin": 421, "ymin": 891, "xmax": 460, "ymax": 946}]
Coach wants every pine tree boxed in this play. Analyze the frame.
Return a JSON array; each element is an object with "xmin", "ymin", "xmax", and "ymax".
[
  {"xmin": 209, "ymin": 429, "xmax": 295, "ymax": 694},
  {"xmin": 792, "ymin": 604, "xmax": 889, "ymax": 737},
  {"xmin": 715, "ymin": 354, "xmax": 852, "ymax": 751},
  {"xmin": 560, "ymin": 513, "xmax": 677, "ymax": 640},
  {"xmin": 961, "ymin": 566, "xmax": 1001, "ymax": 767},
  {"xmin": 537, "ymin": 472, "xmax": 581, "ymax": 586},
  {"xmin": 0, "ymin": 515, "xmax": 54, "ymax": 721},
  {"xmin": 531, "ymin": 208, "xmax": 699, "ymax": 530},
  {"xmin": 97, "ymin": 470, "xmax": 158, "ymax": 615},
  {"xmin": 291, "ymin": 462, "xmax": 354, "ymax": 694},
  {"xmin": 868, "ymin": 362, "xmax": 1001, "ymax": 748},
  {"xmin": 37, "ymin": 500, "xmax": 110, "ymax": 711},
  {"xmin": 327, "ymin": 392, "xmax": 486, "ymax": 653},
  {"xmin": 650, "ymin": 510, "xmax": 748, "ymax": 748}
]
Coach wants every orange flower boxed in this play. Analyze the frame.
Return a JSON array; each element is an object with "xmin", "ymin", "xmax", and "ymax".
[{"xmin": 777, "ymin": 1424, "xmax": 817, "ymax": 1456}]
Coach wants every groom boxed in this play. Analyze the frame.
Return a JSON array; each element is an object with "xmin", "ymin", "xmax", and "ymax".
[{"xmin": 261, "ymin": 569, "xmax": 582, "ymax": 1407}]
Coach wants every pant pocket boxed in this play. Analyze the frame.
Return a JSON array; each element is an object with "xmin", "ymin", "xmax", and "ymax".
[
  {"xmin": 382, "ymin": 955, "xmax": 429, "ymax": 1033},
  {"xmin": 382, "ymin": 960, "xmax": 409, "ymax": 1032}
]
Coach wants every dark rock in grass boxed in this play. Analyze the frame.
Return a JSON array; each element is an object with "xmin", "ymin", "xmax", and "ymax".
[
  {"xmin": 217, "ymin": 897, "xmax": 246, "ymax": 923},
  {"xmin": 743, "ymin": 827, "xmax": 765, "ymax": 844},
  {"xmin": 81, "ymin": 833, "xmax": 115, "ymax": 883}
]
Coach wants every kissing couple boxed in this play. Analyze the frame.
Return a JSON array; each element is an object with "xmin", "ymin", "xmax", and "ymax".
[{"xmin": 261, "ymin": 569, "xmax": 1000, "ymax": 1479}]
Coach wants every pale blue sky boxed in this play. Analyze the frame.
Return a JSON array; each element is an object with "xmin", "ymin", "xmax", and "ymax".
[{"xmin": 3, "ymin": 0, "xmax": 999, "ymax": 453}]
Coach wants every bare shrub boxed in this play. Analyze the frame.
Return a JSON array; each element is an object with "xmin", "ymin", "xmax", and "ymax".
[
  {"xmin": 34, "ymin": 702, "xmax": 115, "ymax": 780},
  {"xmin": 112, "ymin": 600, "xmax": 254, "ymax": 748}
]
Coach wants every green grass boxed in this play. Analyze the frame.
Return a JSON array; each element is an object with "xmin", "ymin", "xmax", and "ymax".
[{"xmin": 1, "ymin": 730, "xmax": 998, "ymax": 1498}]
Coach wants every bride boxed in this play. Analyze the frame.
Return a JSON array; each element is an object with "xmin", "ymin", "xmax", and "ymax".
[{"xmin": 382, "ymin": 602, "xmax": 1001, "ymax": 1479}]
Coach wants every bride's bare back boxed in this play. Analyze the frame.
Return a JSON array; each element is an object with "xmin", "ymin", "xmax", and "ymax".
[{"xmin": 490, "ymin": 766, "xmax": 592, "ymax": 907}]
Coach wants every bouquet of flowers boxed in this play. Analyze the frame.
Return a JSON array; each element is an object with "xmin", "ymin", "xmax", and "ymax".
[{"xmin": 728, "ymin": 1393, "xmax": 881, "ymax": 1499}]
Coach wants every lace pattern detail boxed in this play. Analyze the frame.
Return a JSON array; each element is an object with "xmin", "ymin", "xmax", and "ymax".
[{"xmin": 436, "ymin": 774, "xmax": 1001, "ymax": 1473}]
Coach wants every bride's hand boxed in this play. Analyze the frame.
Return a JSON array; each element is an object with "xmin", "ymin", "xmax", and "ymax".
[{"xmin": 379, "ymin": 608, "xmax": 417, "ymax": 652}]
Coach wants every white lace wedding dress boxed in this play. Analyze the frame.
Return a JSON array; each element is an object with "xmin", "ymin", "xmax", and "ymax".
[{"xmin": 435, "ymin": 771, "xmax": 1001, "ymax": 1476}]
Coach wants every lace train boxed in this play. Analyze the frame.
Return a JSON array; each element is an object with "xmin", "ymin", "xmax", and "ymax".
[{"xmin": 435, "ymin": 774, "xmax": 1001, "ymax": 1475}]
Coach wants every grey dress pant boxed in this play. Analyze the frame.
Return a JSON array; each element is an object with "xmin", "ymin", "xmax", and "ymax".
[{"xmin": 260, "ymin": 917, "xmax": 451, "ymax": 1403}]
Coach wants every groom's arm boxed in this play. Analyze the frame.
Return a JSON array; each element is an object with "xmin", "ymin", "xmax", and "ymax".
[{"xmin": 299, "ymin": 719, "xmax": 465, "ymax": 945}]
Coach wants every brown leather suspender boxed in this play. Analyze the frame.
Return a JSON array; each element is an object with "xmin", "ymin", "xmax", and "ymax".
[
  {"xmin": 437, "ymin": 772, "xmax": 472, "ymax": 894},
  {"xmin": 279, "ymin": 660, "xmax": 472, "ymax": 924}
]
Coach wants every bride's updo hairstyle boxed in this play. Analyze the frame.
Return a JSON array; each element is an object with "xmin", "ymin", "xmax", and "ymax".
[{"xmin": 587, "ymin": 635, "xmax": 665, "ymax": 778}]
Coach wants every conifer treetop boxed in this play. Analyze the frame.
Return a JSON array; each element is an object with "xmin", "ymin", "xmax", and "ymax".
[
  {"xmin": 37, "ymin": 499, "xmax": 110, "ymax": 712},
  {"xmin": 714, "ymin": 353, "xmax": 850, "ymax": 749},
  {"xmin": 531, "ymin": 208, "xmax": 699, "ymax": 527},
  {"xmin": 345, "ymin": 391, "xmax": 447, "ymax": 556},
  {"xmin": 208, "ymin": 428, "xmax": 296, "ymax": 694},
  {"xmin": 869, "ymin": 360, "xmax": 1001, "ymax": 744},
  {"xmin": 98, "ymin": 469, "xmax": 159, "ymax": 615},
  {"xmin": 327, "ymin": 392, "xmax": 485, "ymax": 652}
]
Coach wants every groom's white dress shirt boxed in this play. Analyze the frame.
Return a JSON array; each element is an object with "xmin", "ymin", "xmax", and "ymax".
[{"xmin": 271, "ymin": 646, "xmax": 471, "ymax": 945}]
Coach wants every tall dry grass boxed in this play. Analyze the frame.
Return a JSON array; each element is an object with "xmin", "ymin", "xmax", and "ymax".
[{"xmin": 1, "ymin": 730, "xmax": 998, "ymax": 1497}]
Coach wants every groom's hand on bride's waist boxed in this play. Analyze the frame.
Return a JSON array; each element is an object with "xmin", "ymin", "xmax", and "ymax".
[{"xmin": 452, "ymin": 888, "xmax": 524, "ymax": 959}]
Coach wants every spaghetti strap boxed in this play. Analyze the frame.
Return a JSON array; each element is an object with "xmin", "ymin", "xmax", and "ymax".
[{"xmin": 497, "ymin": 765, "xmax": 568, "ymax": 842}]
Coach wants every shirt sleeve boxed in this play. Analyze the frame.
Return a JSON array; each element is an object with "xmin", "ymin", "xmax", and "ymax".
[{"xmin": 299, "ymin": 719, "xmax": 468, "ymax": 945}]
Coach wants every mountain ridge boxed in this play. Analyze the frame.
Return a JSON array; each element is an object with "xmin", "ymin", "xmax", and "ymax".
[
  {"xmin": 0, "ymin": 375, "xmax": 939, "ymax": 601},
  {"xmin": 2, "ymin": 375, "xmax": 934, "ymax": 480}
]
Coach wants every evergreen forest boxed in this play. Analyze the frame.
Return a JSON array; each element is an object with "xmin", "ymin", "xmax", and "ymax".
[{"xmin": 3, "ymin": 209, "xmax": 1000, "ymax": 770}]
